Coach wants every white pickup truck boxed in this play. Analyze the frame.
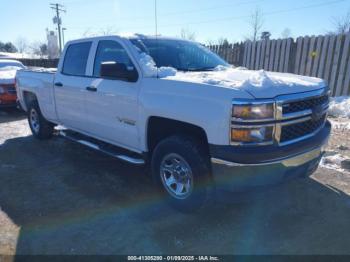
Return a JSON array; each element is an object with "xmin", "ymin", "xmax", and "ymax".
[{"xmin": 17, "ymin": 34, "xmax": 331, "ymax": 211}]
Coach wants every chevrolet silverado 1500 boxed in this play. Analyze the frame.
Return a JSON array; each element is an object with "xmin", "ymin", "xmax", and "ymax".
[{"xmin": 16, "ymin": 35, "xmax": 331, "ymax": 211}]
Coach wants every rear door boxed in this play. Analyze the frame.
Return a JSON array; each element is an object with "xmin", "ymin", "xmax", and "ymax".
[
  {"xmin": 54, "ymin": 41, "xmax": 93, "ymax": 131},
  {"xmin": 84, "ymin": 39, "xmax": 141, "ymax": 151}
]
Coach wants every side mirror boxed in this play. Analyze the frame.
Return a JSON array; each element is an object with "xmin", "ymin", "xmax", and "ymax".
[{"xmin": 100, "ymin": 62, "xmax": 138, "ymax": 82}]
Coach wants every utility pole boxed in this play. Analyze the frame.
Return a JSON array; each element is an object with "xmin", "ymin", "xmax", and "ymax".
[{"xmin": 50, "ymin": 3, "xmax": 66, "ymax": 53}]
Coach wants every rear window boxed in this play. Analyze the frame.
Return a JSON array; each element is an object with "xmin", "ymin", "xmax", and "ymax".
[{"xmin": 62, "ymin": 42, "xmax": 92, "ymax": 76}]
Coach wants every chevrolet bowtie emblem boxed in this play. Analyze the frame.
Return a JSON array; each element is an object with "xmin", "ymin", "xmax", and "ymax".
[{"xmin": 311, "ymin": 105, "xmax": 324, "ymax": 121}]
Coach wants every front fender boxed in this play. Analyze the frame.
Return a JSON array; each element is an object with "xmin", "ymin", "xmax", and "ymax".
[{"xmin": 138, "ymin": 78, "xmax": 253, "ymax": 151}]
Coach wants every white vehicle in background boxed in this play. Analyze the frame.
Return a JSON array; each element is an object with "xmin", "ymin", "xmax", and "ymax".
[
  {"xmin": 16, "ymin": 35, "xmax": 331, "ymax": 211},
  {"xmin": 0, "ymin": 59, "xmax": 25, "ymax": 108}
]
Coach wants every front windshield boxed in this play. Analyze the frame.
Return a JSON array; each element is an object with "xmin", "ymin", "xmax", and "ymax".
[
  {"xmin": 0, "ymin": 62, "xmax": 25, "ymax": 70},
  {"xmin": 130, "ymin": 38, "xmax": 229, "ymax": 72}
]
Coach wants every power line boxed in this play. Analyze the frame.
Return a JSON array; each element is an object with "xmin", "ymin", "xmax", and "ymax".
[
  {"xmin": 135, "ymin": 0, "xmax": 264, "ymax": 19},
  {"xmin": 154, "ymin": 0, "xmax": 349, "ymax": 28},
  {"xmin": 50, "ymin": 3, "xmax": 66, "ymax": 53},
  {"xmin": 63, "ymin": 0, "xmax": 349, "ymax": 36},
  {"xmin": 63, "ymin": 0, "xmax": 264, "ymax": 22},
  {"xmin": 160, "ymin": 0, "xmax": 264, "ymax": 16},
  {"xmin": 120, "ymin": 0, "xmax": 347, "ymax": 30}
]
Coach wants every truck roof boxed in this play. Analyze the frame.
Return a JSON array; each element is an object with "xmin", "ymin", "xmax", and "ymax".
[
  {"xmin": 125, "ymin": 34, "xmax": 193, "ymax": 42},
  {"xmin": 66, "ymin": 34, "xmax": 195, "ymax": 46}
]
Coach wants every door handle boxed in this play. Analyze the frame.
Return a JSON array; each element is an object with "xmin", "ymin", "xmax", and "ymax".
[
  {"xmin": 86, "ymin": 86, "xmax": 97, "ymax": 92},
  {"xmin": 54, "ymin": 82, "xmax": 63, "ymax": 87}
]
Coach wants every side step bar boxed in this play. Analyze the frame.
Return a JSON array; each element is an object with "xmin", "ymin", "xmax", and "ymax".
[{"xmin": 59, "ymin": 130, "xmax": 145, "ymax": 165}]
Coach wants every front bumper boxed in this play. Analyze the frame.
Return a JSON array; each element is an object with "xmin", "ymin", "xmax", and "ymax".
[{"xmin": 210, "ymin": 121, "xmax": 331, "ymax": 192}]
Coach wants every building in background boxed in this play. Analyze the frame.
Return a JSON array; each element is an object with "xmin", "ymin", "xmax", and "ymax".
[{"xmin": 46, "ymin": 29, "xmax": 59, "ymax": 59}]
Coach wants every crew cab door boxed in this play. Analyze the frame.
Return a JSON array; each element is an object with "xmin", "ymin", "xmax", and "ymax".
[
  {"xmin": 54, "ymin": 41, "xmax": 93, "ymax": 130},
  {"xmin": 84, "ymin": 39, "xmax": 141, "ymax": 151}
]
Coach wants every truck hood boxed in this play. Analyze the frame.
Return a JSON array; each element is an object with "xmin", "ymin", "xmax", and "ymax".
[
  {"xmin": 165, "ymin": 68, "xmax": 326, "ymax": 99},
  {"xmin": 0, "ymin": 69, "xmax": 16, "ymax": 85}
]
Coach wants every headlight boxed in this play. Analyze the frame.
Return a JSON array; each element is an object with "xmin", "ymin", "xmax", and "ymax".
[
  {"xmin": 0, "ymin": 87, "xmax": 4, "ymax": 94},
  {"xmin": 231, "ymin": 126, "xmax": 274, "ymax": 144},
  {"xmin": 232, "ymin": 103, "xmax": 274, "ymax": 121},
  {"xmin": 231, "ymin": 100, "xmax": 276, "ymax": 145}
]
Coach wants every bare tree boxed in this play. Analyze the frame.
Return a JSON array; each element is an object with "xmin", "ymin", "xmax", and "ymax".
[
  {"xmin": 82, "ymin": 28, "xmax": 94, "ymax": 38},
  {"xmin": 30, "ymin": 41, "xmax": 48, "ymax": 58},
  {"xmin": 99, "ymin": 26, "xmax": 118, "ymax": 36},
  {"xmin": 180, "ymin": 28, "xmax": 196, "ymax": 41},
  {"xmin": 16, "ymin": 37, "xmax": 28, "ymax": 56},
  {"xmin": 0, "ymin": 42, "xmax": 17, "ymax": 53},
  {"xmin": 281, "ymin": 28, "xmax": 292, "ymax": 39},
  {"xmin": 247, "ymin": 8, "xmax": 264, "ymax": 41},
  {"xmin": 261, "ymin": 31, "xmax": 271, "ymax": 40},
  {"xmin": 81, "ymin": 27, "xmax": 118, "ymax": 38},
  {"xmin": 217, "ymin": 37, "xmax": 230, "ymax": 46},
  {"xmin": 206, "ymin": 39, "xmax": 215, "ymax": 46},
  {"xmin": 330, "ymin": 10, "xmax": 350, "ymax": 34}
]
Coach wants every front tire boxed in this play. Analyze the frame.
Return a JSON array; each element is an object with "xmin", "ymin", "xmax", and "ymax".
[
  {"xmin": 151, "ymin": 135, "xmax": 212, "ymax": 212},
  {"xmin": 28, "ymin": 101, "xmax": 54, "ymax": 140}
]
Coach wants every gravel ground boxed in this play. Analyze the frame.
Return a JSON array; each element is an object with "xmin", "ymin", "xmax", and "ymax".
[{"xmin": 0, "ymin": 109, "xmax": 350, "ymax": 255}]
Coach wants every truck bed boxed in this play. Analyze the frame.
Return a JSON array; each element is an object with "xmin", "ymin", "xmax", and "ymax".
[{"xmin": 16, "ymin": 68, "xmax": 57, "ymax": 121}]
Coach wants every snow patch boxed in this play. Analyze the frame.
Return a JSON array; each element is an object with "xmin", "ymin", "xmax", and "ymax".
[
  {"xmin": 330, "ymin": 119, "xmax": 350, "ymax": 130},
  {"xmin": 136, "ymin": 52, "xmax": 177, "ymax": 78},
  {"xmin": 0, "ymin": 69, "xmax": 17, "ymax": 84},
  {"xmin": 29, "ymin": 67, "xmax": 57, "ymax": 73},
  {"xmin": 213, "ymin": 65, "xmax": 230, "ymax": 71},
  {"xmin": 234, "ymin": 66, "xmax": 248, "ymax": 70},
  {"xmin": 166, "ymin": 68, "xmax": 325, "ymax": 93},
  {"xmin": 320, "ymin": 153, "xmax": 350, "ymax": 174},
  {"xmin": 241, "ymin": 70, "xmax": 275, "ymax": 88},
  {"xmin": 0, "ymin": 51, "xmax": 40, "ymax": 59},
  {"xmin": 329, "ymin": 96, "xmax": 350, "ymax": 118}
]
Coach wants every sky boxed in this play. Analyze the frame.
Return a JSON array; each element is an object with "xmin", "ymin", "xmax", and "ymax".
[{"xmin": 1, "ymin": 0, "xmax": 350, "ymax": 46}]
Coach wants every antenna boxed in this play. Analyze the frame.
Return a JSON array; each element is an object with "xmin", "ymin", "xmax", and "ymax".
[
  {"xmin": 154, "ymin": 0, "xmax": 158, "ymax": 37},
  {"xmin": 154, "ymin": 0, "xmax": 159, "ymax": 78}
]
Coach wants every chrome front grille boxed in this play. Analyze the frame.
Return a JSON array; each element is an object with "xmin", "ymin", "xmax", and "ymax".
[
  {"xmin": 280, "ymin": 115, "xmax": 326, "ymax": 143},
  {"xmin": 282, "ymin": 94, "xmax": 329, "ymax": 115},
  {"xmin": 276, "ymin": 89, "xmax": 329, "ymax": 145}
]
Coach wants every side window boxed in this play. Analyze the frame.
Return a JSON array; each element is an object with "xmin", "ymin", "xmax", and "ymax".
[
  {"xmin": 93, "ymin": 40, "xmax": 134, "ymax": 77},
  {"xmin": 62, "ymin": 42, "xmax": 92, "ymax": 76}
]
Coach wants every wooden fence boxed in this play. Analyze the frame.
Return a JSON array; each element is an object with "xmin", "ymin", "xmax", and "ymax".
[
  {"xmin": 19, "ymin": 58, "xmax": 59, "ymax": 68},
  {"xmin": 4, "ymin": 34, "xmax": 350, "ymax": 97},
  {"xmin": 208, "ymin": 33, "xmax": 350, "ymax": 96},
  {"xmin": 208, "ymin": 43, "xmax": 245, "ymax": 66}
]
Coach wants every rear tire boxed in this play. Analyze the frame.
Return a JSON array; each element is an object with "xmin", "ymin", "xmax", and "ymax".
[
  {"xmin": 27, "ymin": 101, "xmax": 54, "ymax": 140},
  {"xmin": 151, "ymin": 135, "xmax": 212, "ymax": 212}
]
